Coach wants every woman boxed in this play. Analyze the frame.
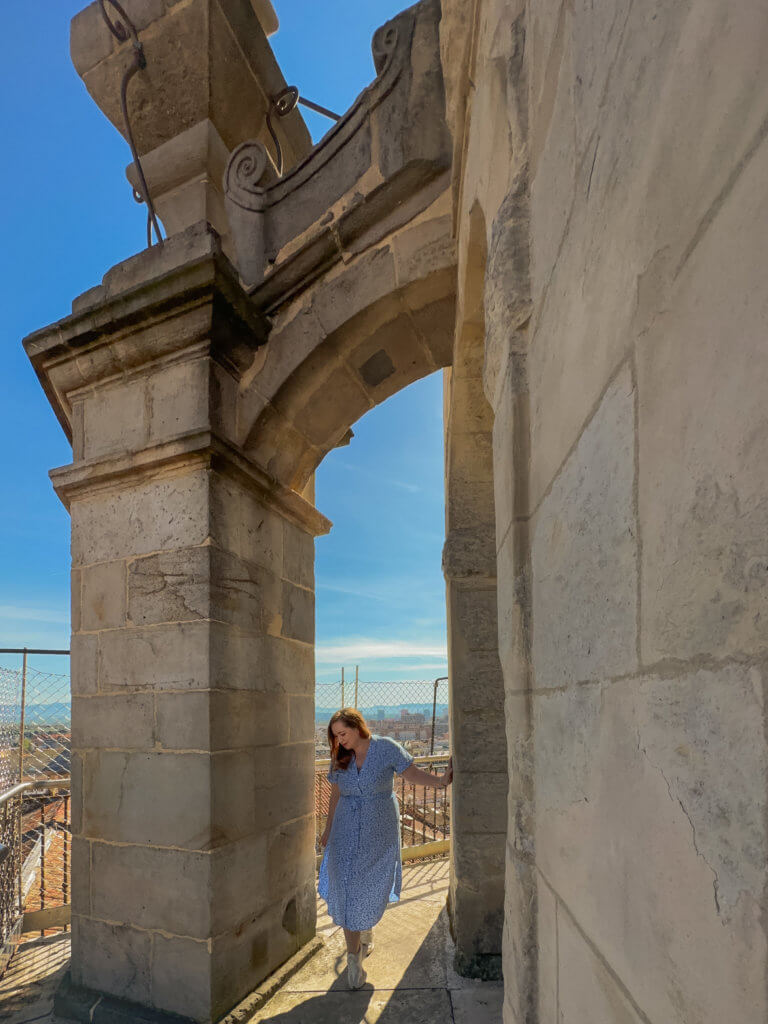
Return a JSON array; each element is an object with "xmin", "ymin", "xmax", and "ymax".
[{"xmin": 318, "ymin": 708, "xmax": 454, "ymax": 989}]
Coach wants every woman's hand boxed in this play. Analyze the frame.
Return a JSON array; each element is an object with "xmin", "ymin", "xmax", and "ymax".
[
  {"xmin": 320, "ymin": 825, "xmax": 331, "ymax": 848},
  {"xmin": 440, "ymin": 756, "xmax": 454, "ymax": 788}
]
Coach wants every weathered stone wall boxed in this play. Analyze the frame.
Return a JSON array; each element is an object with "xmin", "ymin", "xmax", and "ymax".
[{"xmin": 443, "ymin": 0, "xmax": 768, "ymax": 1021}]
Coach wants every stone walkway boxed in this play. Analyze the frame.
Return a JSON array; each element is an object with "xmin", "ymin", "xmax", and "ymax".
[{"xmin": 0, "ymin": 860, "xmax": 503, "ymax": 1024}]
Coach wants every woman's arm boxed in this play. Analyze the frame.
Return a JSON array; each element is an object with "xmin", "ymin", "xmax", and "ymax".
[
  {"xmin": 321, "ymin": 783, "xmax": 340, "ymax": 845},
  {"xmin": 400, "ymin": 756, "xmax": 453, "ymax": 789}
]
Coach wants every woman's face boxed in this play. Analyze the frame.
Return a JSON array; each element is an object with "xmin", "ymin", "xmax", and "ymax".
[{"xmin": 332, "ymin": 720, "xmax": 360, "ymax": 749}]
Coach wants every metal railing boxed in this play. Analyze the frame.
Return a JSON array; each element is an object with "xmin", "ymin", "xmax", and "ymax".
[{"xmin": 0, "ymin": 779, "xmax": 71, "ymax": 976}]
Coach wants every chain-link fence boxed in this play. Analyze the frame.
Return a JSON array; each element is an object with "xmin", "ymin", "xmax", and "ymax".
[
  {"xmin": 314, "ymin": 676, "xmax": 450, "ymax": 759},
  {"xmin": 0, "ymin": 651, "xmax": 71, "ymax": 976},
  {"xmin": 0, "ymin": 660, "xmax": 71, "ymax": 785},
  {"xmin": 0, "ymin": 668, "xmax": 22, "ymax": 792}
]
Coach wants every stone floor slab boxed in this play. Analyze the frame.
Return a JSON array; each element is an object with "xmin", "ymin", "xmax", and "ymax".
[
  {"xmin": 449, "ymin": 986, "xmax": 504, "ymax": 1024},
  {"xmin": 249, "ymin": 988, "xmax": 452, "ymax": 1024},
  {"xmin": 0, "ymin": 859, "xmax": 503, "ymax": 1024},
  {"xmin": 0, "ymin": 932, "xmax": 70, "ymax": 1023}
]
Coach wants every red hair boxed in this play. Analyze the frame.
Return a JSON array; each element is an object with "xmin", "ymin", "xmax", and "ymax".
[{"xmin": 327, "ymin": 708, "xmax": 372, "ymax": 771}]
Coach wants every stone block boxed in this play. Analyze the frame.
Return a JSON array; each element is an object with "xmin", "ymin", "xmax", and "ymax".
[
  {"xmin": 72, "ymin": 693, "xmax": 155, "ymax": 750},
  {"xmin": 81, "ymin": 750, "xmax": 214, "ymax": 848},
  {"xmin": 127, "ymin": 547, "xmax": 279, "ymax": 631},
  {"xmin": 445, "ymin": 478, "xmax": 497, "ymax": 531},
  {"xmin": 449, "ymin": 583, "xmax": 500, "ymax": 654},
  {"xmin": 239, "ymin": 486, "xmax": 285, "ymax": 576},
  {"xmin": 71, "ymin": 569, "xmax": 82, "ymax": 633},
  {"xmin": 446, "ymin": 428, "xmax": 494, "ymax": 488},
  {"xmin": 70, "ymin": 4, "xmax": 113, "ymax": 76},
  {"xmin": 531, "ymin": 365, "xmax": 638, "ymax": 688},
  {"xmin": 348, "ymin": 313, "xmax": 432, "ymax": 405},
  {"xmin": 451, "ymin": 649, "xmax": 505, "ymax": 712},
  {"xmin": 98, "ymin": 621, "xmax": 210, "ymax": 691},
  {"xmin": 265, "ymin": 813, "xmax": 316, "ymax": 895},
  {"xmin": 253, "ymin": 744, "xmax": 315, "ymax": 831},
  {"xmin": 529, "ymin": 22, "xmax": 575, "ymax": 315},
  {"xmin": 243, "ymin": 404, "xmax": 316, "ymax": 493},
  {"xmin": 557, "ymin": 909, "xmax": 645, "ymax": 1024},
  {"xmin": 501, "ymin": 851, "xmax": 537, "ymax": 1024},
  {"xmin": 537, "ymin": 879, "xmax": 558, "ymax": 1024},
  {"xmin": 442, "ymin": 526, "xmax": 497, "ymax": 581},
  {"xmin": 71, "ymin": 633, "xmax": 98, "ymax": 695},
  {"xmin": 91, "ymin": 841, "xmax": 211, "ymax": 937},
  {"xmin": 293, "ymin": 365, "xmax": 372, "ymax": 450},
  {"xmin": 127, "ymin": 546, "xmax": 210, "ymax": 626},
  {"xmin": 282, "ymin": 520, "xmax": 314, "ymax": 588},
  {"xmin": 393, "ymin": 212, "xmax": 455, "ymax": 287},
  {"xmin": 82, "ymin": 379, "xmax": 147, "ymax": 460},
  {"xmin": 156, "ymin": 690, "xmax": 290, "ymax": 751},
  {"xmin": 80, "ymin": 560, "xmax": 126, "ymax": 631},
  {"xmin": 495, "ymin": 520, "xmax": 530, "ymax": 692},
  {"xmin": 71, "ymin": 915, "xmax": 151, "ymax": 1006},
  {"xmin": 72, "ymin": 471, "xmax": 211, "ymax": 566},
  {"xmin": 211, "ymin": 750, "xmax": 260, "ymax": 841},
  {"xmin": 451, "ymin": 709, "xmax": 507, "ymax": 773},
  {"xmin": 492, "ymin": 353, "xmax": 528, "ymax": 534},
  {"xmin": 533, "ymin": 664, "xmax": 767, "ymax": 1024},
  {"xmin": 449, "ymin": 376, "xmax": 494, "ymax": 436},
  {"xmin": 452, "ymin": 881, "xmax": 504, "ymax": 959},
  {"xmin": 452, "ymin": 770, "xmax": 507, "ymax": 834},
  {"xmin": 148, "ymin": 357, "xmax": 210, "ymax": 443},
  {"xmin": 288, "ymin": 694, "xmax": 315, "ymax": 743},
  {"xmin": 407, "ymin": 293, "xmax": 456, "ymax": 369},
  {"xmin": 116, "ymin": 0, "xmax": 165, "ymax": 33},
  {"xmin": 310, "ymin": 246, "xmax": 398, "ymax": 338},
  {"xmin": 281, "ymin": 581, "xmax": 314, "ymax": 643},
  {"xmin": 210, "ymin": 629, "xmax": 315, "ymax": 695},
  {"xmin": 151, "ymin": 933, "xmax": 211, "ymax": 1021},
  {"xmin": 637, "ymin": 126, "xmax": 768, "ymax": 663},
  {"xmin": 210, "ymin": 832, "xmax": 269, "ymax": 934},
  {"xmin": 70, "ymin": 751, "xmax": 83, "ymax": 835},
  {"xmin": 210, "ymin": 911, "xmax": 271, "ymax": 1018},
  {"xmin": 70, "ymin": 837, "xmax": 91, "ymax": 917},
  {"xmin": 452, "ymin": 831, "xmax": 505, "ymax": 886}
]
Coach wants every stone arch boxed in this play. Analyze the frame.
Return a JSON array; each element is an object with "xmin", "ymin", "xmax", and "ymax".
[{"xmin": 237, "ymin": 201, "xmax": 457, "ymax": 492}]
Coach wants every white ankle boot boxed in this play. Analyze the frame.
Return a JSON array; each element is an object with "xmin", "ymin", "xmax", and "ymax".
[
  {"xmin": 361, "ymin": 928, "xmax": 374, "ymax": 957},
  {"xmin": 347, "ymin": 945, "xmax": 367, "ymax": 989}
]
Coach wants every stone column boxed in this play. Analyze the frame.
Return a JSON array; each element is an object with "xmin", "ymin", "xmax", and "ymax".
[
  {"xmin": 24, "ymin": 226, "xmax": 329, "ymax": 1023},
  {"xmin": 443, "ymin": 322, "xmax": 508, "ymax": 978}
]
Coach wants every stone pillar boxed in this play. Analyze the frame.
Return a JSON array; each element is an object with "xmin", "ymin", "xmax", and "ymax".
[
  {"xmin": 24, "ymin": 226, "xmax": 329, "ymax": 1023},
  {"xmin": 70, "ymin": 0, "xmax": 311, "ymax": 258},
  {"xmin": 443, "ymin": 321, "xmax": 507, "ymax": 978}
]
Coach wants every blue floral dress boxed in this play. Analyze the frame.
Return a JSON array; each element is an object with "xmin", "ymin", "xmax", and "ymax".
[{"xmin": 318, "ymin": 733, "xmax": 414, "ymax": 930}]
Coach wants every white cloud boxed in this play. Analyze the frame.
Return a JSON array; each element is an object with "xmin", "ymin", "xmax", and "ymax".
[
  {"xmin": 316, "ymin": 639, "xmax": 447, "ymax": 663},
  {"xmin": 0, "ymin": 605, "xmax": 69, "ymax": 625}
]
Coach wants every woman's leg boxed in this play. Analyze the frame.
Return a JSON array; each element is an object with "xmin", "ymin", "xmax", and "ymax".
[{"xmin": 343, "ymin": 928, "xmax": 361, "ymax": 954}]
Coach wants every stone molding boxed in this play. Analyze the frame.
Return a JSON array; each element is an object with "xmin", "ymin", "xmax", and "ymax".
[
  {"xmin": 224, "ymin": 0, "xmax": 452, "ymax": 291},
  {"xmin": 50, "ymin": 428, "xmax": 332, "ymax": 537},
  {"xmin": 23, "ymin": 225, "xmax": 268, "ymax": 442}
]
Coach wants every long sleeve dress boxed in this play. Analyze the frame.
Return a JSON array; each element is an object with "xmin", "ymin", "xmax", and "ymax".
[{"xmin": 318, "ymin": 733, "xmax": 414, "ymax": 931}]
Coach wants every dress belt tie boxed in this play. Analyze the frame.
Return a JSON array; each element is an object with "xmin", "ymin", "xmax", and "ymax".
[{"xmin": 340, "ymin": 791, "xmax": 393, "ymax": 801}]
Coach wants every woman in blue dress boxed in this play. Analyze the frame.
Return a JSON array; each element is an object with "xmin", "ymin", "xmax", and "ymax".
[{"xmin": 318, "ymin": 707, "xmax": 453, "ymax": 989}]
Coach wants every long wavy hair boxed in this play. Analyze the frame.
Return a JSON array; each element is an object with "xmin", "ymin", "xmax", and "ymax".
[{"xmin": 327, "ymin": 708, "xmax": 372, "ymax": 771}]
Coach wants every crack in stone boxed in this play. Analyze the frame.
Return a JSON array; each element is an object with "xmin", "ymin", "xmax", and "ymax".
[{"xmin": 636, "ymin": 734, "xmax": 721, "ymax": 914}]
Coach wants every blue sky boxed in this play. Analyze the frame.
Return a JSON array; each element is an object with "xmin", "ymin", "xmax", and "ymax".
[{"xmin": 0, "ymin": 1, "xmax": 447, "ymax": 685}]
